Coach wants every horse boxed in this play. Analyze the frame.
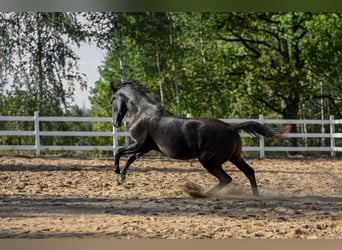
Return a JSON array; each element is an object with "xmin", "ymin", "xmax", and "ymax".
[{"xmin": 110, "ymin": 80, "xmax": 291, "ymax": 197}]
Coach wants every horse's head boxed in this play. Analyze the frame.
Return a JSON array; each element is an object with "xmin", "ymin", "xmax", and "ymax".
[{"xmin": 110, "ymin": 83, "xmax": 128, "ymax": 128}]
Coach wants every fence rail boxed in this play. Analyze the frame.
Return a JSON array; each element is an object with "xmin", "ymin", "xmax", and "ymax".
[{"xmin": 0, "ymin": 112, "xmax": 341, "ymax": 158}]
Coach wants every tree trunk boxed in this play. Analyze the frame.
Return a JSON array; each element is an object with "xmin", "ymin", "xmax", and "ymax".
[
  {"xmin": 116, "ymin": 13, "xmax": 125, "ymax": 83},
  {"xmin": 36, "ymin": 13, "xmax": 44, "ymax": 114},
  {"xmin": 152, "ymin": 12, "xmax": 165, "ymax": 107},
  {"xmin": 198, "ymin": 13, "xmax": 214, "ymax": 117},
  {"xmin": 155, "ymin": 39, "xmax": 165, "ymax": 107},
  {"xmin": 166, "ymin": 12, "xmax": 181, "ymax": 115}
]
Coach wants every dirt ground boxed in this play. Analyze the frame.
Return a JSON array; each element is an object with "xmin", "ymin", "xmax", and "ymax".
[{"xmin": 0, "ymin": 156, "xmax": 341, "ymax": 239}]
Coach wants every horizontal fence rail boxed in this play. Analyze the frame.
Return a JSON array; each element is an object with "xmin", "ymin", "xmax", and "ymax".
[{"xmin": 0, "ymin": 112, "xmax": 341, "ymax": 158}]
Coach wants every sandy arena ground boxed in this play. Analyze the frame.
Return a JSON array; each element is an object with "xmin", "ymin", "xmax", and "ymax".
[{"xmin": 0, "ymin": 156, "xmax": 341, "ymax": 239}]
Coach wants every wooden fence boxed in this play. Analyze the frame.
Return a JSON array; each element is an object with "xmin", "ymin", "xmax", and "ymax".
[{"xmin": 0, "ymin": 112, "xmax": 341, "ymax": 158}]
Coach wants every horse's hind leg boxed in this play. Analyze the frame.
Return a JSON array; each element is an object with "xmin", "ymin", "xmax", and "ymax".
[
  {"xmin": 230, "ymin": 157, "xmax": 259, "ymax": 196},
  {"xmin": 200, "ymin": 160, "xmax": 233, "ymax": 196}
]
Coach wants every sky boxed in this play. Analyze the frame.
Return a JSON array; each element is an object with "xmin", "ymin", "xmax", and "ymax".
[{"xmin": 73, "ymin": 44, "xmax": 106, "ymax": 109}]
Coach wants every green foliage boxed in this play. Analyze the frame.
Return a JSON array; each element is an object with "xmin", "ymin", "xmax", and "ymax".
[
  {"xmin": 216, "ymin": 13, "xmax": 342, "ymax": 120},
  {"xmin": 86, "ymin": 12, "xmax": 342, "ymax": 152},
  {"xmin": 89, "ymin": 13, "xmax": 235, "ymax": 118},
  {"xmin": 89, "ymin": 12, "xmax": 342, "ymax": 121},
  {"xmin": 2, "ymin": 12, "xmax": 342, "ymax": 156},
  {"xmin": 0, "ymin": 12, "xmax": 91, "ymax": 154},
  {"xmin": 0, "ymin": 12, "xmax": 87, "ymax": 116}
]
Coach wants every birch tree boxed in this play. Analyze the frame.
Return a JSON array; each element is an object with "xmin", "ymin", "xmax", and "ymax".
[
  {"xmin": 0, "ymin": 12, "xmax": 87, "ymax": 115},
  {"xmin": 166, "ymin": 12, "xmax": 181, "ymax": 115}
]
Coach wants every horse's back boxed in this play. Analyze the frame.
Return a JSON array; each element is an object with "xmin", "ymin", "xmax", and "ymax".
[
  {"xmin": 150, "ymin": 116, "xmax": 241, "ymax": 160},
  {"xmin": 193, "ymin": 118, "xmax": 241, "ymax": 148}
]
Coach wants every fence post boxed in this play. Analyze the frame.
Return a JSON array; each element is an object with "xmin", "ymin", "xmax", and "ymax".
[
  {"xmin": 113, "ymin": 125, "xmax": 118, "ymax": 157},
  {"xmin": 34, "ymin": 111, "xmax": 40, "ymax": 157},
  {"xmin": 302, "ymin": 119, "xmax": 308, "ymax": 148},
  {"xmin": 259, "ymin": 114, "xmax": 265, "ymax": 159},
  {"xmin": 330, "ymin": 115, "xmax": 335, "ymax": 157}
]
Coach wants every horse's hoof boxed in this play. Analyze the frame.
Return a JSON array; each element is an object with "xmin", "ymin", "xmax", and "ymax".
[
  {"xmin": 115, "ymin": 174, "xmax": 126, "ymax": 186},
  {"xmin": 114, "ymin": 166, "xmax": 120, "ymax": 174}
]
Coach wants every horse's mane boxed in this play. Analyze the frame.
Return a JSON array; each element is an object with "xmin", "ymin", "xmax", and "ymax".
[{"xmin": 118, "ymin": 80, "xmax": 162, "ymax": 107}]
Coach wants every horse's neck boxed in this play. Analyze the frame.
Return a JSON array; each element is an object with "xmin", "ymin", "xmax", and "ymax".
[{"xmin": 127, "ymin": 94, "xmax": 161, "ymax": 116}]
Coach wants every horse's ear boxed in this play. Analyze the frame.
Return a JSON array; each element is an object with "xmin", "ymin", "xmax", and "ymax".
[{"xmin": 110, "ymin": 82, "xmax": 117, "ymax": 93}]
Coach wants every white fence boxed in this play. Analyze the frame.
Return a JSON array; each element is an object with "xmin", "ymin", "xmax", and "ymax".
[
  {"xmin": 0, "ymin": 112, "xmax": 342, "ymax": 158},
  {"xmin": 0, "ymin": 111, "xmax": 129, "ymax": 156}
]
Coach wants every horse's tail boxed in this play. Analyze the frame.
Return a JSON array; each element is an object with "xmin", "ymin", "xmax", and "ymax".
[{"xmin": 233, "ymin": 122, "xmax": 291, "ymax": 139}]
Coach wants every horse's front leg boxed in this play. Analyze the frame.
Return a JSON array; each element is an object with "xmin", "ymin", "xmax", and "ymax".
[
  {"xmin": 113, "ymin": 142, "xmax": 144, "ymax": 185},
  {"xmin": 113, "ymin": 147, "xmax": 123, "ymax": 174},
  {"xmin": 115, "ymin": 152, "xmax": 144, "ymax": 186},
  {"xmin": 113, "ymin": 142, "xmax": 140, "ymax": 174}
]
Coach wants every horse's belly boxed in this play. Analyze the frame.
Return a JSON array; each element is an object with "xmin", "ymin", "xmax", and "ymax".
[
  {"xmin": 155, "ymin": 139, "xmax": 197, "ymax": 160},
  {"xmin": 168, "ymin": 153, "xmax": 197, "ymax": 160}
]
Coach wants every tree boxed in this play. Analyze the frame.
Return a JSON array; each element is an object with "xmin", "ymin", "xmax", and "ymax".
[
  {"xmin": 216, "ymin": 12, "xmax": 342, "ymax": 121},
  {"xmin": 178, "ymin": 12, "xmax": 231, "ymax": 118},
  {"xmin": 0, "ymin": 12, "xmax": 87, "ymax": 116},
  {"xmin": 88, "ymin": 12, "xmax": 342, "ymax": 125},
  {"xmin": 88, "ymin": 13, "xmax": 246, "ymax": 118},
  {"xmin": 88, "ymin": 12, "xmax": 172, "ymax": 114},
  {"xmin": 0, "ymin": 12, "xmax": 92, "ymax": 150},
  {"xmin": 301, "ymin": 13, "xmax": 342, "ymax": 117}
]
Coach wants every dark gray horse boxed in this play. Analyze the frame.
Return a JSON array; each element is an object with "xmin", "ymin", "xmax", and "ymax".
[{"xmin": 110, "ymin": 80, "xmax": 290, "ymax": 196}]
